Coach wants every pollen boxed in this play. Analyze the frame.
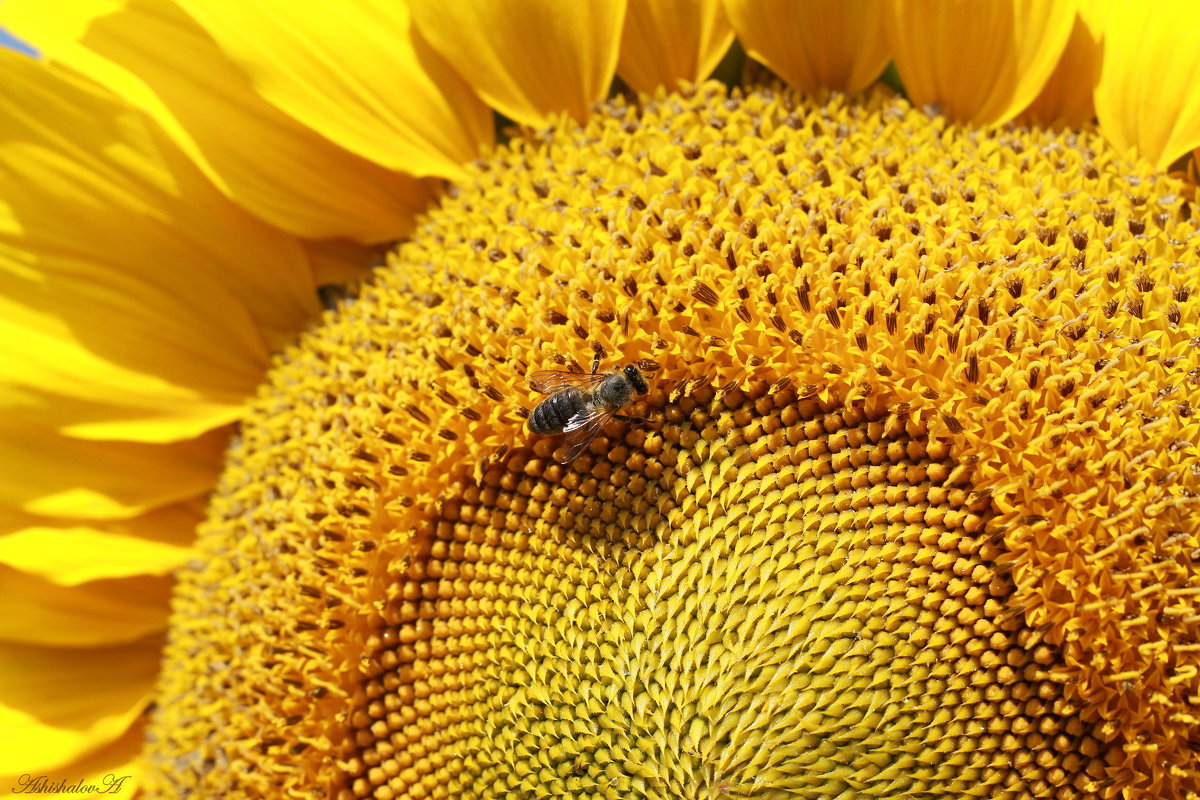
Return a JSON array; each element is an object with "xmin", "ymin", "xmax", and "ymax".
[{"xmin": 141, "ymin": 83, "xmax": 1200, "ymax": 800}]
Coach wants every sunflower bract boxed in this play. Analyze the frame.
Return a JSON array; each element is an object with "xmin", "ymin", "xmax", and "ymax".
[{"xmin": 142, "ymin": 84, "xmax": 1200, "ymax": 800}]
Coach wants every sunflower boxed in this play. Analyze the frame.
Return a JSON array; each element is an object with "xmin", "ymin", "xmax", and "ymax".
[{"xmin": 2, "ymin": 1, "xmax": 1199, "ymax": 798}]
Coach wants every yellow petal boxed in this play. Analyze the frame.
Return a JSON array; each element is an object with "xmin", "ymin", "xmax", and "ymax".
[
  {"xmin": 0, "ymin": 0, "xmax": 438, "ymax": 242},
  {"xmin": 1095, "ymin": 0, "xmax": 1200, "ymax": 170},
  {"xmin": 0, "ymin": 22, "xmax": 38, "ymax": 56},
  {"xmin": 177, "ymin": 0, "xmax": 494, "ymax": 181},
  {"xmin": 0, "ymin": 49, "xmax": 318, "ymax": 443},
  {"xmin": 617, "ymin": 0, "xmax": 733, "ymax": 94},
  {"xmin": 886, "ymin": 0, "xmax": 1076, "ymax": 125},
  {"xmin": 0, "ymin": 511, "xmax": 195, "ymax": 586},
  {"xmin": 0, "ymin": 525, "xmax": 189, "ymax": 587},
  {"xmin": 0, "ymin": 636, "xmax": 159, "ymax": 774},
  {"xmin": 410, "ymin": 0, "xmax": 626, "ymax": 126},
  {"xmin": 724, "ymin": 0, "xmax": 888, "ymax": 93},
  {"xmin": 0, "ymin": 384, "xmax": 237, "ymax": 446},
  {"xmin": 0, "ymin": 568, "xmax": 170, "ymax": 646},
  {"xmin": 0, "ymin": 424, "xmax": 226, "ymax": 520},
  {"xmin": 304, "ymin": 237, "xmax": 385, "ymax": 288},
  {"xmin": 1021, "ymin": 0, "xmax": 1107, "ymax": 127},
  {"xmin": 0, "ymin": 717, "xmax": 145, "ymax": 798}
]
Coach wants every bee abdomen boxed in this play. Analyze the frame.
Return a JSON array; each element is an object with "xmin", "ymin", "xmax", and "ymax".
[{"xmin": 529, "ymin": 389, "xmax": 586, "ymax": 434}]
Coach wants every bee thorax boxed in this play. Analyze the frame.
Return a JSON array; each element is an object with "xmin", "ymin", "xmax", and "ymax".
[{"xmin": 595, "ymin": 378, "xmax": 635, "ymax": 408}]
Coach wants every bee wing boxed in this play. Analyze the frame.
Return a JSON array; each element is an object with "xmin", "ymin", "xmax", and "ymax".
[
  {"xmin": 558, "ymin": 405, "xmax": 617, "ymax": 463},
  {"xmin": 527, "ymin": 369, "xmax": 609, "ymax": 394}
]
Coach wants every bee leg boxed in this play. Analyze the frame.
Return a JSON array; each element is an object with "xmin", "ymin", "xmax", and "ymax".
[
  {"xmin": 612, "ymin": 414, "xmax": 646, "ymax": 425},
  {"xmin": 590, "ymin": 349, "xmax": 603, "ymax": 375}
]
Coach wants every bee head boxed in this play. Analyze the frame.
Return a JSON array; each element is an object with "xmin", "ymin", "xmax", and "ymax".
[{"xmin": 623, "ymin": 364, "xmax": 649, "ymax": 395}]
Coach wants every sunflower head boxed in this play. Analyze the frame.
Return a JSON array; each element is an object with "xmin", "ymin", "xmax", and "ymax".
[
  {"xmin": 5, "ymin": 2, "xmax": 1200, "ymax": 799},
  {"xmin": 136, "ymin": 82, "xmax": 1200, "ymax": 799}
]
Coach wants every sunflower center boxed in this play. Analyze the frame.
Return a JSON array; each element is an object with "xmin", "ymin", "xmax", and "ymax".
[
  {"xmin": 364, "ymin": 392, "xmax": 1097, "ymax": 799},
  {"xmin": 142, "ymin": 83, "xmax": 1200, "ymax": 800}
]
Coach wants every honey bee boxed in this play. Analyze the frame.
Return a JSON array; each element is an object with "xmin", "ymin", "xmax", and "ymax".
[{"xmin": 527, "ymin": 353, "xmax": 657, "ymax": 463}]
